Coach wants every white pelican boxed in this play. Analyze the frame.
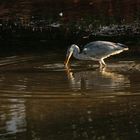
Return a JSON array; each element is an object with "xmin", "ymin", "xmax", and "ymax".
[{"xmin": 64, "ymin": 41, "xmax": 129, "ymax": 68}]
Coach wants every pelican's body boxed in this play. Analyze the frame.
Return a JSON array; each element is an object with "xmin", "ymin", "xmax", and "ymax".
[{"xmin": 64, "ymin": 41, "xmax": 128, "ymax": 68}]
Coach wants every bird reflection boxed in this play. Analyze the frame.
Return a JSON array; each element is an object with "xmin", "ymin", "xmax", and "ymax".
[{"xmin": 65, "ymin": 67, "xmax": 130, "ymax": 92}]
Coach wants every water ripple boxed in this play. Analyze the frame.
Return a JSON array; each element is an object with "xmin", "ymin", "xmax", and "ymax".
[{"xmin": 0, "ymin": 56, "xmax": 140, "ymax": 96}]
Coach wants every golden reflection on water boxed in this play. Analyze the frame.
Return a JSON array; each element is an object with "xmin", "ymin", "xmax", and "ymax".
[{"xmin": 65, "ymin": 66, "xmax": 130, "ymax": 93}]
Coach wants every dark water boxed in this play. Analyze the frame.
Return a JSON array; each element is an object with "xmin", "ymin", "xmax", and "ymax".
[{"xmin": 0, "ymin": 50, "xmax": 140, "ymax": 140}]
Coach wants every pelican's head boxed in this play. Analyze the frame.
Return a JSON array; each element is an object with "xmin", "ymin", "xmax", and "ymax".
[{"xmin": 64, "ymin": 44, "xmax": 80, "ymax": 66}]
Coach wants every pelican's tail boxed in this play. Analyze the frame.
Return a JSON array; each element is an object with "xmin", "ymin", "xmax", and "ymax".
[
  {"xmin": 116, "ymin": 43, "xmax": 129, "ymax": 51},
  {"xmin": 123, "ymin": 47, "xmax": 129, "ymax": 51}
]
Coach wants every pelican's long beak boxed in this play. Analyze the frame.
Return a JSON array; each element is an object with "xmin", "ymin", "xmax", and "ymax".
[{"xmin": 64, "ymin": 51, "xmax": 73, "ymax": 66}]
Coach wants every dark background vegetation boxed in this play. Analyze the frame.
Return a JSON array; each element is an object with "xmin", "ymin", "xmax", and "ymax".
[{"xmin": 0, "ymin": 0, "xmax": 140, "ymax": 55}]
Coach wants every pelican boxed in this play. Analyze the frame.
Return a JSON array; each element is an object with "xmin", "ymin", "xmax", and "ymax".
[{"xmin": 64, "ymin": 41, "xmax": 128, "ymax": 68}]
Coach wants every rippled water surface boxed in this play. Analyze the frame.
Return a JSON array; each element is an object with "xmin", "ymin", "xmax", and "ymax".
[{"xmin": 0, "ymin": 53, "xmax": 140, "ymax": 140}]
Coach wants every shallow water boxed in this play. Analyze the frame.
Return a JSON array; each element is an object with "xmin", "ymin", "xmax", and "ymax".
[{"xmin": 0, "ymin": 54, "xmax": 140, "ymax": 140}]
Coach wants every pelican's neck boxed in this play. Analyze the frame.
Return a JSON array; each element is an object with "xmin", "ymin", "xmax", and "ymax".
[
  {"xmin": 73, "ymin": 48, "xmax": 93, "ymax": 60},
  {"xmin": 73, "ymin": 47, "xmax": 80, "ymax": 58}
]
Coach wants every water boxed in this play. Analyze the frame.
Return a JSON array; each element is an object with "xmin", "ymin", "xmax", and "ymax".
[{"xmin": 0, "ymin": 52, "xmax": 140, "ymax": 140}]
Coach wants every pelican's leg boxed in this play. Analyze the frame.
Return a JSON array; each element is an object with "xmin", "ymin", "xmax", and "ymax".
[
  {"xmin": 101, "ymin": 59, "xmax": 106, "ymax": 67},
  {"xmin": 99, "ymin": 59, "xmax": 106, "ymax": 69}
]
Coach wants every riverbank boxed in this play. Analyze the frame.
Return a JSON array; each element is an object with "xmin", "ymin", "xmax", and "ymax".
[
  {"xmin": 0, "ymin": 20, "xmax": 140, "ymax": 55},
  {"xmin": 0, "ymin": 0, "xmax": 140, "ymax": 55}
]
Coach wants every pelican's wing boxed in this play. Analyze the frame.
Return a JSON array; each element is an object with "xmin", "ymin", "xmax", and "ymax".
[{"xmin": 82, "ymin": 41, "xmax": 126, "ymax": 59}]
